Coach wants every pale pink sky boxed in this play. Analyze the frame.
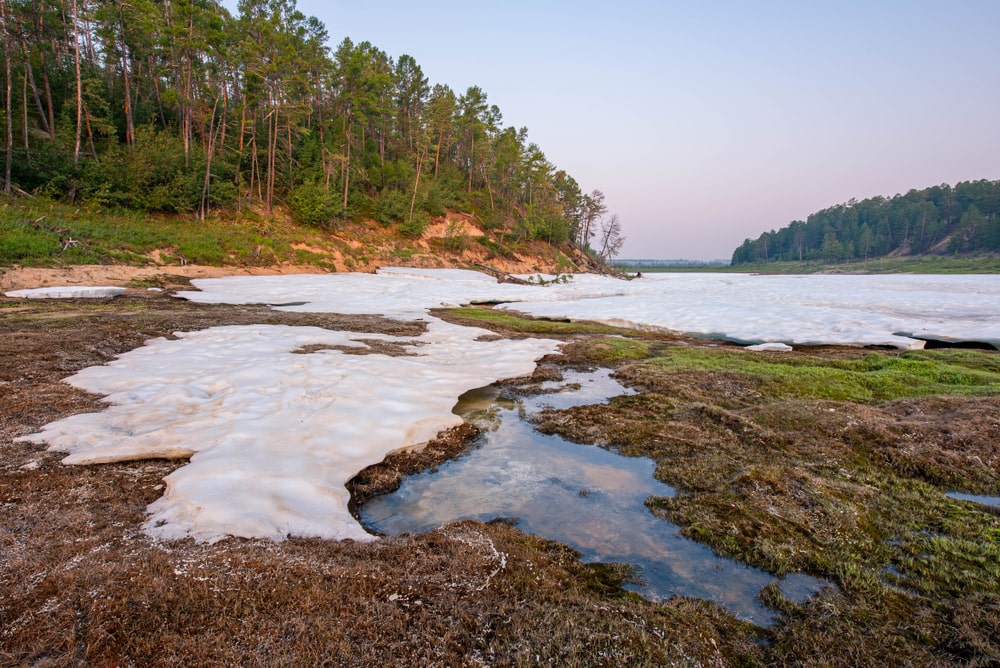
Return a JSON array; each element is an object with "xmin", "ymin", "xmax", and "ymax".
[{"xmin": 224, "ymin": 1, "xmax": 1000, "ymax": 259}]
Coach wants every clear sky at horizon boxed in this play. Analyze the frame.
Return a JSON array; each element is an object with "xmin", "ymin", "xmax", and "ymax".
[{"xmin": 221, "ymin": 1, "xmax": 1000, "ymax": 260}]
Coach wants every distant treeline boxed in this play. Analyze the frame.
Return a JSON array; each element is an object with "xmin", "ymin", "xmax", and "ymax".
[
  {"xmin": 731, "ymin": 180, "xmax": 1000, "ymax": 265},
  {"xmin": 0, "ymin": 0, "xmax": 622, "ymax": 255}
]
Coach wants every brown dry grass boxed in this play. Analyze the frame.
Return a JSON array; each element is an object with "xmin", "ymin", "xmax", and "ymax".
[
  {"xmin": 6, "ymin": 293, "xmax": 1000, "ymax": 666},
  {"xmin": 1, "ymin": 292, "xmax": 764, "ymax": 666},
  {"xmin": 2, "ymin": 448, "xmax": 761, "ymax": 667}
]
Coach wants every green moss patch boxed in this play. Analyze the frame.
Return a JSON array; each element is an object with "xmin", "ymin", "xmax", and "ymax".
[
  {"xmin": 438, "ymin": 307, "xmax": 627, "ymax": 337},
  {"xmin": 533, "ymin": 341, "xmax": 1000, "ymax": 664},
  {"xmin": 638, "ymin": 348, "xmax": 1000, "ymax": 403}
]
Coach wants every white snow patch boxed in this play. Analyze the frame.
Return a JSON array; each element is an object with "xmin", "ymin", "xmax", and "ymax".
[
  {"xmin": 746, "ymin": 342, "xmax": 794, "ymax": 352},
  {"xmin": 20, "ymin": 320, "xmax": 558, "ymax": 543},
  {"xmin": 6, "ymin": 286, "xmax": 126, "ymax": 299}
]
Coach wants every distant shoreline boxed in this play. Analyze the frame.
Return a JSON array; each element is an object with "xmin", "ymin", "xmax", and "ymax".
[{"xmin": 614, "ymin": 255, "xmax": 1000, "ymax": 274}]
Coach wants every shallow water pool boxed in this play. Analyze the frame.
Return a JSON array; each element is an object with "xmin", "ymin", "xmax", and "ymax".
[
  {"xmin": 946, "ymin": 491, "xmax": 1000, "ymax": 508},
  {"xmin": 360, "ymin": 369, "xmax": 825, "ymax": 625}
]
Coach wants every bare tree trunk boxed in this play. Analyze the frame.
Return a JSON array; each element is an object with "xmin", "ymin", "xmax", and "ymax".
[
  {"xmin": 266, "ymin": 104, "xmax": 277, "ymax": 211},
  {"xmin": 199, "ymin": 97, "xmax": 219, "ymax": 221},
  {"xmin": 20, "ymin": 38, "xmax": 52, "ymax": 137},
  {"xmin": 39, "ymin": 58, "xmax": 55, "ymax": 140},
  {"xmin": 83, "ymin": 100, "xmax": 97, "ymax": 159},
  {"xmin": 118, "ymin": 15, "xmax": 134, "ymax": 146},
  {"xmin": 467, "ymin": 133, "xmax": 473, "ymax": 192},
  {"xmin": 264, "ymin": 109, "xmax": 273, "ymax": 211},
  {"xmin": 219, "ymin": 81, "xmax": 227, "ymax": 154},
  {"xmin": 81, "ymin": 4, "xmax": 94, "ymax": 61},
  {"xmin": 342, "ymin": 115, "xmax": 351, "ymax": 211},
  {"xmin": 71, "ymin": 0, "xmax": 82, "ymax": 169},
  {"xmin": 181, "ymin": 84, "xmax": 190, "ymax": 164},
  {"xmin": 434, "ymin": 129, "xmax": 443, "ymax": 178},
  {"xmin": 148, "ymin": 54, "xmax": 167, "ymax": 129},
  {"xmin": 2, "ymin": 0, "xmax": 12, "ymax": 194},
  {"xmin": 378, "ymin": 122, "xmax": 384, "ymax": 165},
  {"xmin": 319, "ymin": 95, "xmax": 332, "ymax": 189},
  {"xmin": 245, "ymin": 108, "xmax": 257, "ymax": 208},
  {"xmin": 408, "ymin": 147, "xmax": 425, "ymax": 226}
]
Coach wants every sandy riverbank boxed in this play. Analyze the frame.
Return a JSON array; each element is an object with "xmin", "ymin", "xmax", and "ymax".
[{"xmin": 0, "ymin": 263, "xmax": 327, "ymax": 292}]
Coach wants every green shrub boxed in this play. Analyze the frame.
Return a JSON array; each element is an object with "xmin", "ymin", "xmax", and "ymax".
[
  {"xmin": 10, "ymin": 145, "xmax": 75, "ymax": 196},
  {"xmin": 373, "ymin": 190, "xmax": 409, "ymax": 225},
  {"xmin": 399, "ymin": 210, "xmax": 430, "ymax": 238},
  {"xmin": 79, "ymin": 128, "xmax": 198, "ymax": 212},
  {"xmin": 420, "ymin": 181, "xmax": 459, "ymax": 217},
  {"xmin": 288, "ymin": 179, "xmax": 337, "ymax": 226}
]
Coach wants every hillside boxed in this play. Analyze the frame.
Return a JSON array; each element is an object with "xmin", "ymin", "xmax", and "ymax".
[
  {"xmin": 731, "ymin": 180, "xmax": 1000, "ymax": 265},
  {"xmin": 0, "ymin": 198, "xmax": 609, "ymax": 292}
]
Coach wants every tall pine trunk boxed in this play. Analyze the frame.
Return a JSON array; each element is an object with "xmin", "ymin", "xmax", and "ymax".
[
  {"xmin": 199, "ymin": 97, "xmax": 219, "ymax": 221},
  {"xmin": 342, "ymin": 114, "xmax": 351, "ymax": 211},
  {"xmin": 40, "ymin": 58, "xmax": 55, "ymax": 140},
  {"xmin": 408, "ymin": 146, "xmax": 425, "ymax": 226},
  {"xmin": 118, "ymin": 12, "xmax": 134, "ymax": 146},
  {"xmin": 20, "ymin": 38, "xmax": 52, "ymax": 138},
  {"xmin": 71, "ymin": 0, "xmax": 82, "ymax": 169},
  {"xmin": 2, "ymin": 0, "xmax": 12, "ymax": 194}
]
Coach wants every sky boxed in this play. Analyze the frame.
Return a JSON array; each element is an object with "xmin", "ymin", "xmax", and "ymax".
[{"xmin": 221, "ymin": 1, "xmax": 1000, "ymax": 260}]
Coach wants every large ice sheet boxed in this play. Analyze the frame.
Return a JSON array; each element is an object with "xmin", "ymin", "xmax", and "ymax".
[
  {"xmin": 182, "ymin": 270, "xmax": 1000, "ymax": 349},
  {"xmin": 175, "ymin": 267, "xmax": 616, "ymax": 318},
  {"xmin": 21, "ymin": 320, "xmax": 558, "ymax": 542},
  {"xmin": 498, "ymin": 273, "xmax": 1000, "ymax": 349}
]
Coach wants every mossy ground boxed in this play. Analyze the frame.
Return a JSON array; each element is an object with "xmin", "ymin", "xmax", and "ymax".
[
  {"xmin": 523, "ymin": 324, "xmax": 1000, "ymax": 666},
  {"xmin": 2, "ymin": 299, "xmax": 998, "ymax": 665},
  {"xmin": 1, "ymin": 295, "xmax": 760, "ymax": 666},
  {"xmin": 1, "ymin": 198, "xmax": 310, "ymax": 267},
  {"xmin": 435, "ymin": 306, "xmax": 630, "ymax": 337}
]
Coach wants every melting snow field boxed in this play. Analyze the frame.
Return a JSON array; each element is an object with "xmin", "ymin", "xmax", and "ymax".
[
  {"xmin": 178, "ymin": 269, "xmax": 1000, "ymax": 348},
  {"xmin": 5, "ymin": 285, "xmax": 126, "ymax": 299},
  {"xmin": 18, "ymin": 269, "xmax": 1000, "ymax": 543},
  {"xmin": 20, "ymin": 319, "xmax": 559, "ymax": 542}
]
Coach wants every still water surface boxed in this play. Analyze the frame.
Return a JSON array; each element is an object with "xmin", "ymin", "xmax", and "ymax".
[
  {"xmin": 946, "ymin": 491, "xmax": 1000, "ymax": 508},
  {"xmin": 361, "ymin": 369, "xmax": 824, "ymax": 625}
]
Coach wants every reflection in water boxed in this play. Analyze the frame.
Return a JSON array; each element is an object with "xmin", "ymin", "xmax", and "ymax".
[
  {"xmin": 947, "ymin": 491, "xmax": 1000, "ymax": 508},
  {"xmin": 360, "ymin": 369, "xmax": 825, "ymax": 625}
]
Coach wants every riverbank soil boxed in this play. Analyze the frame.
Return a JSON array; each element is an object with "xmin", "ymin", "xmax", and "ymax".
[{"xmin": 2, "ymin": 292, "xmax": 999, "ymax": 665}]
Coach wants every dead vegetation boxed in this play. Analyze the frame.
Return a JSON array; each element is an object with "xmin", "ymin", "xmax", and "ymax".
[
  {"xmin": 1, "ymin": 293, "xmax": 762, "ymax": 666},
  {"xmin": 3, "ymin": 294, "xmax": 1000, "ymax": 665}
]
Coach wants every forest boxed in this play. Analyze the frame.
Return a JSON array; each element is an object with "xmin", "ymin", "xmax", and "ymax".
[
  {"xmin": 0, "ymin": 0, "xmax": 620, "ymax": 257},
  {"xmin": 731, "ymin": 179, "xmax": 1000, "ymax": 265}
]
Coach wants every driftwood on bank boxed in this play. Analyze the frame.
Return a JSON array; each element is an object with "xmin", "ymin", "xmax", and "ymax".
[
  {"xmin": 471, "ymin": 263, "xmax": 531, "ymax": 285},
  {"xmin": 474, "ymin": 243, "xmax": 631, "ymax": 285},
  {"xmin": 564, "ymin": 241, "xmax": 632, "ymax": 280}
]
